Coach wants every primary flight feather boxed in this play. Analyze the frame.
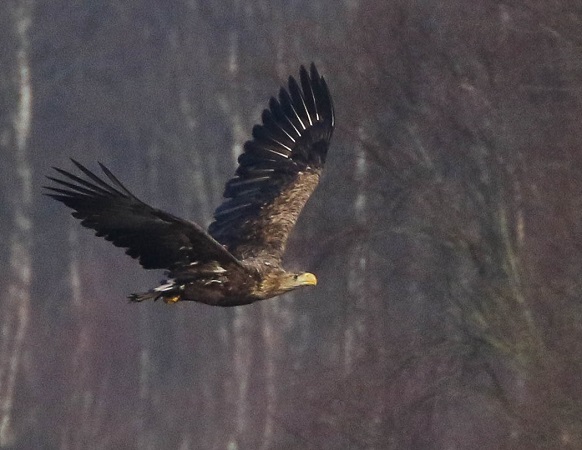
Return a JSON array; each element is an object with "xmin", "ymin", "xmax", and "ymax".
[{"xmin": 45, "ymin": 63, "xmax": 334, "ymax": 306}]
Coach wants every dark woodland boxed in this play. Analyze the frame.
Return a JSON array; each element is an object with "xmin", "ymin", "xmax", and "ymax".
[{"xmin": 1, "ymin": 1, "xmax": 581, "ymax": 449}]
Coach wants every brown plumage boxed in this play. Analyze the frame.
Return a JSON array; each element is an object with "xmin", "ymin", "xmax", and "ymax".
[{"xmin": 45, "ymin": 63, "xmax": 334, "ymax": 306}]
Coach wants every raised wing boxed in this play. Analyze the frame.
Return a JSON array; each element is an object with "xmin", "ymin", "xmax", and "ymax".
[
  {"xmin": 45, "ymin": 160, "xmax": 241, "ymax": 270},
  {"xmin": 208, "ymin": 63, "xmax": 334, "ymax": 261}
]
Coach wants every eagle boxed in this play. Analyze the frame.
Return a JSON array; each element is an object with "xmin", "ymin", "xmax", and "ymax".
[{"xmin": 45, "ymin": 63, "xmax": 334, "ymax": 306}]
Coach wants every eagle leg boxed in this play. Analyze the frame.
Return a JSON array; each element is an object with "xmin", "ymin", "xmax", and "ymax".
[{"xmin": 163, "ymin": 295, "xmax": 181, "ymax": 304}]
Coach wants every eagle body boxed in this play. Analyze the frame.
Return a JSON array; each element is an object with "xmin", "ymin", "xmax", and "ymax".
[
  {"xmin": 45, "ymin": 64, "xmax": 334, "ymax": 306},
  {"xmin": 160, "ymin": 258, "xmax": 316, "ymax": 307}
]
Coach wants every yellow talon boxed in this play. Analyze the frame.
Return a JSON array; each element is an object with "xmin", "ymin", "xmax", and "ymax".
[{"xmin": 163, "ymin": 295, "xmax": 181, "ymax": 304}]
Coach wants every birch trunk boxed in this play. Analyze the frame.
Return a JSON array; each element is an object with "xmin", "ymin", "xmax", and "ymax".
[{"xmin": 0, "ymin": 1, "xmax": 33, "ymax": 445}]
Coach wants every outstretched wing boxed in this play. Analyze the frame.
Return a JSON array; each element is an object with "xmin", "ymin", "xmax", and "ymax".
[
  {"xmin": 208, "ymin": 63, "xmax": 334, "ymax": 261},
  {"xmin": 45, "ymin": 160, "xmax": 241, "ymax": 270}
]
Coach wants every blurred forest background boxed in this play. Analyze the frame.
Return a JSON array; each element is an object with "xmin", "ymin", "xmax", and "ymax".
[{"xmin": 1, "ymin": 0, "xmax": 582, "ymax": 449}]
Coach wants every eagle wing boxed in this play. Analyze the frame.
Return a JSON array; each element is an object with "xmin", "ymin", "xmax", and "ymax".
[
  {"xmin": 208, "ymin": 63, "xmax": 334, "ymax": 261},
  {"xmin": 45, "ymin": 159, "xmax": 241, "ymax": 270}
]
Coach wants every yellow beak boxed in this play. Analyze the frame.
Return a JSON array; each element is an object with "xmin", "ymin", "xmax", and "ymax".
[{"xmin": 297, "ymin": 272, "xmax": 317, "ymax": 286}]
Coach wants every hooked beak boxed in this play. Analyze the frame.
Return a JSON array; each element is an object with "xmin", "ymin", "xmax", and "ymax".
[{"xmin": 297, "ymin": 272, "xmax": 317, "ymax": 286}]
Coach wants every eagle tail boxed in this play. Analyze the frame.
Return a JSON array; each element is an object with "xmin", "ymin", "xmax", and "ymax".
[
  {"xmin": 129, "ymin": 279, "xmax": 182, "ymax": 303},
  {"xmin": 128, "ymin": 291, "xmax": 162, "ymax": 302},
  {"xmin": 128, "ymin": 291, "xmax": 182, "ymax": 304}
]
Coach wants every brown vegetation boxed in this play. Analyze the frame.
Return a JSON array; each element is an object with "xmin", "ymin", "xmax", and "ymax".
[{"xmin": 1, "ymin": 0, "xmax": 581, "ymax": 448}]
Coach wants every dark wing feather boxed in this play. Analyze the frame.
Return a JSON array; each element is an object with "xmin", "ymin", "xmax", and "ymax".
[
  {"xmin": 208, "ymin": 63, "xmax": 334, "ymax": 261},
  {"xmin": 45, "ymin": 159, "xmax": 241, "ymax": 270}
]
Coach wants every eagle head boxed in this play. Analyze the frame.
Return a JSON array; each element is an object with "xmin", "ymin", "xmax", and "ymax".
[
  {"xmin": 257, "ymin": 270, "xmax": 317, "ymax": 298},
  {"xmin": 291, "ymin": 272, "xmax": 317, "ymax": 287},
  {"xmin": 276, "ymin": 272, "xmax": 317, "ymax": 292}
]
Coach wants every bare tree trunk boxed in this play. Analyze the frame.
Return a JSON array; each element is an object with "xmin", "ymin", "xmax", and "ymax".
[
  {"xmin": 0, "ymin": 0, "xmax": 33, "ymax": 445},
  {"xmin": 220, "ymin": 30, "xmax": 256, "ymax": 448},
  {"xmin": 343, "ymin": 126, "xmax": 369, "ymax": 373}
]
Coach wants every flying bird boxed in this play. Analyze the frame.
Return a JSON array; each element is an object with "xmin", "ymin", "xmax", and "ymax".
[{"xmin": 45, "ymin": 64, "xmax": 334, "ymax": 306}]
